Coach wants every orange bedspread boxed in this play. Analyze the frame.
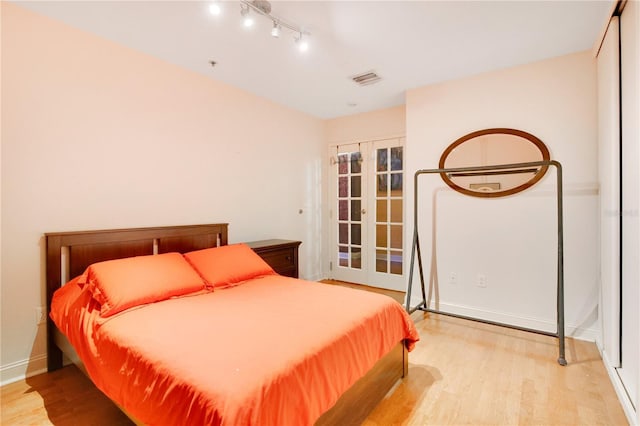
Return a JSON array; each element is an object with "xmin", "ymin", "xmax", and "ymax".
[{"xmin": 51, "ymin": 275, "xmax": 419, "ymax": 425}]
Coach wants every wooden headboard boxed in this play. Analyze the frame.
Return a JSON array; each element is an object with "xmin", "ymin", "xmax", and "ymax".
[{"xmin": 45, "ymin": 223, "xmax": 228, "ymax": 371}]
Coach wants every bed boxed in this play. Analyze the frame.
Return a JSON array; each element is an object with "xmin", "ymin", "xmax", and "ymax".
[{"xmin": 46, "ymin": 223, "xmax": 419, "ymax": 425}]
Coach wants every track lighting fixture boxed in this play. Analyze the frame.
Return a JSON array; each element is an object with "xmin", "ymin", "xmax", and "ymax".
[
  {"xmin": 240, "ymin": 5, "xmax": 254, "ymax": 28},
  {"xmin": 208, "ymin": 1, "xmax": 310, "ymax": 53}
]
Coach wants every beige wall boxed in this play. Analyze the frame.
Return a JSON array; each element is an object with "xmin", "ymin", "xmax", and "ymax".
[
  {"xmin": 325, "ymin": 105, "xmax": 405, "ymax": 144},
  {"xmin": 1, "ymin": 3, "xmax": 324, "ymax": 383},
  {"xmin": 406, "ymin": 51, "xmax": 599, "ymax": 339}
]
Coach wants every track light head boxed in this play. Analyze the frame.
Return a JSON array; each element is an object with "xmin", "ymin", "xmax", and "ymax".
[
  {"xmin": 241, "ymin": 6, "xmax": 254, "ymax": 27},
  {"xmin": 296, "ymin": 33, "xmax": 309, "ymax": 52},
  {"xmin": 208, "ymin": 2, "xmax": 221, "ymax": 16},
  {"xmin": 271, "ymin": 21, "xmax": 281, "ymax": 38}
]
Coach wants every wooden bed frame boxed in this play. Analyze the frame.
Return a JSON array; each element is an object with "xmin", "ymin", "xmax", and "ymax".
[{"xmin": 45, "ymin": 223, "xmax": 408, "ymax": 425}]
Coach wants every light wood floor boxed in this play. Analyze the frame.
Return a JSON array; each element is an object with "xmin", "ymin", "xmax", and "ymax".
[{"xmin": 1, "ymin": 281, "xmax": 628, "ymax": 425}]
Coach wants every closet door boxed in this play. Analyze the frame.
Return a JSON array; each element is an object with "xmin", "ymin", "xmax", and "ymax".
[
  {"xmin": 619, "ymin": 0, "xmax": 639, "ymax": 407},
  {"xmin": 597, "ymin": 16, "xmax": 621, "ymax": 367}
]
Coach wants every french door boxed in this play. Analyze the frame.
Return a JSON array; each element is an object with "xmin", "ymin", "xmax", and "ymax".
[{"xmin": 329, "ymin": 138, "xmax": 405, "ymax": 291}]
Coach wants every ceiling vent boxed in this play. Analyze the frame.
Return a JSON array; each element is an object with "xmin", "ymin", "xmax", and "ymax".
[{"xmin": 351, "ymin": 71, "xmax": 381, "ymax": 86}]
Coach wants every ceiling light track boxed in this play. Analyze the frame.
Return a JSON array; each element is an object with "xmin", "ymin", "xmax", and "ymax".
[{"xmin": 240, "ymin": 0, "xmax": 309, "ymax": 37}]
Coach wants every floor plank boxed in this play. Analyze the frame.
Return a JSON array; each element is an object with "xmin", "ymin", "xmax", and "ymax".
[
  {"xmin": 1, "ymin": 281, "xmax": 628, "ymax": 425},
  {"xmin": 1, "ymin": 364, "xmax": 131, "ymax": 425}
]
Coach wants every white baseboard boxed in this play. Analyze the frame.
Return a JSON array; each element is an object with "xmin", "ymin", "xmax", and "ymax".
[
  {"xmin": 304, "ymin": 273, "xmax": 323, "ymax": 282},
  {"xmin": 601, "ymin": 351, "xmax": 638, "ymax": 425},
  {"xmin": 406, "ymin": 298, "xmax": 598, "ymax": 342},
  {"xmin": 0, "ymin": 354, "xmax": 47, "ymax": 387}
]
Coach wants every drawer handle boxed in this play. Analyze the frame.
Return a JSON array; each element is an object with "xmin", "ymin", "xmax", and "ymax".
[{"xmin": 286, "ymin": 256, "xmax": 292, "ymax": 260}]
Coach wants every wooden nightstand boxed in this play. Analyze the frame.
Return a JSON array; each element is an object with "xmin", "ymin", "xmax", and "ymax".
[{"xmin": 245, "ymin": 239, "xmax": 302, "ymax": 278}]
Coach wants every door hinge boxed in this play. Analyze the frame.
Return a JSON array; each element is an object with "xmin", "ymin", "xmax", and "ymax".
[{"xmin": 329, "ymin": 261, "xmax": 333, "ymax": 271}]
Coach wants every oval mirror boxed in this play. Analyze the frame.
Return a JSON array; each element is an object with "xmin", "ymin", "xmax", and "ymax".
[{"xmin": 439, "ymin": 128, "xmax": 550, "ymax": 198}]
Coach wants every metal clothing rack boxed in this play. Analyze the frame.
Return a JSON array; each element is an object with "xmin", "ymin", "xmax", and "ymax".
[{"xmin": 406, "ymin": 160, "xmax": 567, "ymax": 366}]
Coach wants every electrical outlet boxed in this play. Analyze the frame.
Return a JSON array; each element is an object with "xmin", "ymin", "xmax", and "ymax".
[
  {"xmin": 449, "ymin": 272, "xmax": 458, "ymax": 285},
  {"xmin": 35, "ymin": 306, "xmax": 46, "ymax": 325},
  {"xmin": 477, "ymin": 274, "xmax": 487, "ymax": 288}
]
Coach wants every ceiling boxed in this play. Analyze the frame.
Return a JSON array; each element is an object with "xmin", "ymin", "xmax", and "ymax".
[{"xmin": 16, "ymin": 1, "xmax": 613, "ymax": 119}]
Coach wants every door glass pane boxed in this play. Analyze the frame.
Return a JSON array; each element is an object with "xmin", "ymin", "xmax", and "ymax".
[
  {"xmin": 376, "ymin": 224, "xmax": 387, "ymax": 248},
  {"xmin": 377, "ymin": 175, "xmax": 387, "ymax": 197},
  {"xmin": 377, "ymin": 148, "xmax": 388, "ymax": 171},
  {"xmin": 339, "ymin": 200, "xmax": 348, "ymax": 220},
  {"xmin": 339, "ymin": 223, "xmax": 348, "ymax": 244},
  {"xmin": 351, "ymin": 176, "xmax": 361, "ymax": 197},
  {"xmin": 338, "ymin": 154, "xmax": 348, "ymax": 174},
  {"xmin": 351, "ymin": 224, "xmax": 361, "ymax": 245},
  {"xmin": 351, "ymin": 247, "xmax": 361, "ymax": 269},
  {"xmin": 339, "ymin": 177, "xmax": 348, "ymax": 197},
  {"xmin": 350, "ymin": 152, "xmax": 362, "ymax": 173},
  {"xmin": 351, "ymin": 200, "xmax": 361, "ymax": 221},
  {"xmin": 390, "ymin": 250, "xmax": 402, "ymax": 274},
  {"xmin": 390, "ymin": 225, "xmax": 402, "ymax": 249},
  {"xmin": 390, "ymin": 173, "xmax": 402, "ymax": 195},
  {"xmin": 390, "ymin": 199, "xmax": 402, "ymax": 223},
  {"xmin": 390, "ymin": 147, "xmax": 403, "ymax": 171},
  {"xmin": 339, "ymin": 246, "xmax": 348, "ymax": 267},
  {"xmin": 376, "ymin": 249, "xmax": 387, "ymax": 272},
  {"xmin": 376, "ymin": 200, "xmax": 387, "ymax": 222}
]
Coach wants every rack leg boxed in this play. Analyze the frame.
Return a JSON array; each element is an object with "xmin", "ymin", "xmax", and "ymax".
[{"xmin": 406, "ymin": 229, "xmax": 418, "ymax": 313}]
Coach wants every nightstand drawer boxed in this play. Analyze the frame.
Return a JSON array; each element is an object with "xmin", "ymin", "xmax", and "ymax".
[
  {"xmin": 245, "ymin": 239, "xmax": 302, "ymax": 278},
  {"xmin": 259, "ymin": 247, "xmax": 295, "ymax": 270}
]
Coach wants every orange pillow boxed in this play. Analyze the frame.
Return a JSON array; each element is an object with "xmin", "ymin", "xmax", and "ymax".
[
  {"xmin": 184, "ymin": 244, "xmax": 275, "ymax": 289},
  {"xmin": 85, "ymin": 252, "xmax": 205, "ymax": 317}
]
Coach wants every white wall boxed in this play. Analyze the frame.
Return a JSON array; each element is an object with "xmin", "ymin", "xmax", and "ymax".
[
  {"xmin": 406, "ymin": 51, "xmax": 599, "ymax": 340},
  {"xmin": 1, "ymin": 3, "xmax": 324, "ymax": 384}
]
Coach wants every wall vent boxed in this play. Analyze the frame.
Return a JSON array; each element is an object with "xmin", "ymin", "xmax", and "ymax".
[{"xmin": 351, "ymin": 71, "xmax": 381, "ymax": 86}]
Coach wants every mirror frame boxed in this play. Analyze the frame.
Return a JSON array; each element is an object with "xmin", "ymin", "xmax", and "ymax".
[{"xmin": 438, "ymin": 128, "xmax": 551, "ymax": 198}]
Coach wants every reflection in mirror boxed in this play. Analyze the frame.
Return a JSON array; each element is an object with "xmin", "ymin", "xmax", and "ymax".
[{"xmin": 439, "ymin": 128, "xmax": 550, "ymax": 198}]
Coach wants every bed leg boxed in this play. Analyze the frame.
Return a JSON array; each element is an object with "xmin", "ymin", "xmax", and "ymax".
[{"xmin": 47, "ymin": 319, "xmax": 63, "ymax": 371}]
